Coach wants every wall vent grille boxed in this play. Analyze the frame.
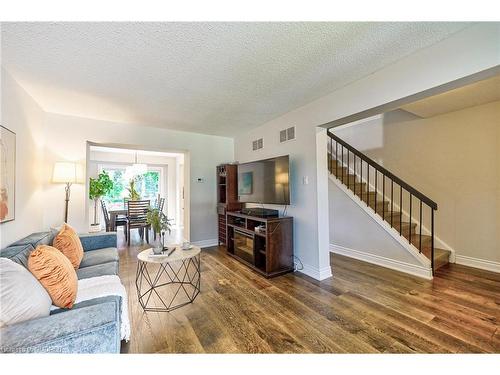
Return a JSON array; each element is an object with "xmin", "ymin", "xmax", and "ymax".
[
  {"xmin": 280, "ymin": 126, "xmax": 295, "ymax": 143},
  {"xmin": 252, "ymin": 138, "xmax": 263, "ymax": 150}
]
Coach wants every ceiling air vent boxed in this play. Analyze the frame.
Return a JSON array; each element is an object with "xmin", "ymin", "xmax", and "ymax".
[
  {"xmin": 280, "ymin": 126, "xmax": 295, "ymax": 143},
  {"xmin": 252, "ymin": 138, "xmax": 263, "ymax": 151}
]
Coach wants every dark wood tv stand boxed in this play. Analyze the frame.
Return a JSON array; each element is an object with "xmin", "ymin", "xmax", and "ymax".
[{"xmin": 226, "ymin": 211, "xmax": 293, "ymax": 278}]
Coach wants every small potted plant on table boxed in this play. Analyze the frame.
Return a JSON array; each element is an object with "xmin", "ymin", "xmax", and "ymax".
[{"xmin": 146, "ymin": 208, "xmax": 172, "ymax": 254}]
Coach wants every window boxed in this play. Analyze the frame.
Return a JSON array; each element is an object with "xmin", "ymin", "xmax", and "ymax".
[{"xmin": 99, "ymin": 165, "xmax": 162, "ymax": 209}]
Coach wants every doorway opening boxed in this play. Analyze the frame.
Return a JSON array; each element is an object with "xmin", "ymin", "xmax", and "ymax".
[{"xmin": 86, "ymin": 143, "xmax": 188, "ymax": 243}]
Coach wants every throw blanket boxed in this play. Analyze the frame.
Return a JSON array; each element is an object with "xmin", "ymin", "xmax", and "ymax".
[{"xmin": 51, "ymin": 275, "xmax": 130, "ymax": 341}]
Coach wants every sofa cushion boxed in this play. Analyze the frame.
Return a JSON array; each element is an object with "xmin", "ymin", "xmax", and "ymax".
[
  {"xmin": 11, "ymin": 231, "xmax": 55, "ymax": 248},
  {"xmin": 0, "ymin": 243, "xmax": 35, "ymax": 268},
  {"xmin": 53, "ymin": 224, "xmax": 84, "ymax": 269},
  {"xmin": 0, "ymin": 258, "xmax": 52, "ymax": 327},
  {"xmin": 79, "ymin": 232, "xmax": 117, "ymax": 252},
  {"xmin": 80, "ymin": 247, "xmax": 119, "ymax": 269},
  {"xmin": 28, "ymin": 245, "xmax": 78, "ymax": 309},
  {"xmin": 77, "ymin": 261, "xmax": 119, "ymax": 280}
]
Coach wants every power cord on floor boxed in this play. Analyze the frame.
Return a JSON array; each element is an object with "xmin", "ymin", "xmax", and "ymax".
[{"xmin": 293, "ymin": 255, "xmax": 303, "ymax": 272}]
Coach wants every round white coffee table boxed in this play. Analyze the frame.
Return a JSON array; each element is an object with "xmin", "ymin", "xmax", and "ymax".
[{"xmin": 135, "ymin": 245, "xmax": 201, "ymax": 312}]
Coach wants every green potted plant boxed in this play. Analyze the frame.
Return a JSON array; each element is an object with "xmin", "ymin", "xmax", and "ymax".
[
  {"xmin": 89, "ymin": 171, "xmax": 114, "ymax": 232},
  {"xmin": 127, "ymin": 179, "xmax": 140, "ymax": 201},
  {"xmin": 146, "ymin": 208, "xmax": 172, "ymax": 253}
]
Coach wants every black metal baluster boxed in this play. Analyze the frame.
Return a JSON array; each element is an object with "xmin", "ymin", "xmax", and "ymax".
[
  {"xmin": 409, "ymin": 193, "xmax": 413, "ymax": 244},
  {"xmin": 360, "ymin": 159, "xmax": 363, "ymax": 199},
  {"xmin": 367, "ymin": 165, "xmax": 370, "ymax": 204},
  {"xmin": 374, "ymin": 170, "xmax": 378, "ymax": 214},
  {"xmin": 336, "ymin": 141, "xmax": 339, "ymax": 178},
  {"xmin": 399, "ymin": 186, "xmax": 403, "ymax": 235},
  {"xmin": 328, "ymin": 137, "xmax": 332, "ymax": 173},
  {"xmin": 341, "ymin": 145, "xmax": 344, "ymax": 184},
  {"xmin": 391, "ymin": 180, "xmax": 394, "ymax": 227},
  {"xmin": 354, "ymin": 154, "xmax": 356, "ymax": 187},
  {"xmin": 327, "ymin": 138, "xmax": 333, "ymax": 173},
  {"xmin": 382, "ymin": 175, "xmax": 385, "ymax": 222},
  {"xmin": 431, "ymin": 209, "xmax": 435, "ymax": 275},
  {"xmin": 419, "ymin": 200, "xmax": 423, "ymax": 253},
  {"xmin": 347, "ymin": 149, "xmax": 350, "ymax": 187}
]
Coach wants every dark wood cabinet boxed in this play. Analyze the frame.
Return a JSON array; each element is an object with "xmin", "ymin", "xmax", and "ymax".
[
  {"xmin": 217, "ymin": 164, "xmax": 242, "ymax": 245},
  {"xmin": 226, "ymin": 211, "xmax": 293, "ymax": 278}
]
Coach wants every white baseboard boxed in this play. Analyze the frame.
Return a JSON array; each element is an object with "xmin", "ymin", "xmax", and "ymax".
[
  {"xmin": 455, "ymin": 255, "xmax": 500, "ymax": 273},
  {"xmin": 192, "ymin": 238, "xmax": 218, "ymax": 248},
  {"xmin": 299, "ymin": 263, "xmax": 333, "ymax": 281},
  {"xmin": 330, "ymin": 244, "xmax": 433, "ymax": 280}
]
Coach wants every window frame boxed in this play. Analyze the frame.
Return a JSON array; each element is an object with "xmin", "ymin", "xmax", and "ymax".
[{"xmin": 97, "ymin": 162, "xmax": 165, "ymax": 207}]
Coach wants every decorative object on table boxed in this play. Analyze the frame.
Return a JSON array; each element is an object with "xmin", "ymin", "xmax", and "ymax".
[
  {"xmin": 52, "ymin": 162, "xmax": 84, "ymax": 223},
  {"xmin": 146, "ymin": 207, "xmax": 172, "ymax": 254},
  {"xmin": 89, "ymin": 171, "xmax": 114, "ymax": 232},
  {"xmin": 136, "ymin": 246, "xmax": 201, "ymax": 312},
  {"xmin": 0, "ymin": 125, "xmax": 16, "ymax": 223},
  {"xmin": 181, "ymin": 241, "xmax": 192, "ymax": 250},
  {"xmin": 126, "ymin": 179, "xmax": 140, "ymax": 201}
]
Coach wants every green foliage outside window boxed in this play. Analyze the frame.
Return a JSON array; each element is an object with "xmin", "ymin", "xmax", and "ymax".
[{"xmin": 101, "ymin": 168, "xmax": 161, "ymax": 208}]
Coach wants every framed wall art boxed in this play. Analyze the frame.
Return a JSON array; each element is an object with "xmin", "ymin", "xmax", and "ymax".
[{"xmin": 0, "ymin": 125, "xmax": 16, "ymax": 223}]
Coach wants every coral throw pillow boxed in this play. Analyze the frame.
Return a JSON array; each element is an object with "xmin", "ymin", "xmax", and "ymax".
[
  {"xmin": 53, "ymin": 223, "xmax": 84, "ymax": 269},
  {"xmin": 28, "ymin": 245, "xmax": 78, "ymax": 309}
]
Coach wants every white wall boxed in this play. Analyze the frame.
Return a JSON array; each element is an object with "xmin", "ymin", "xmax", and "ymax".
[
  {"xmin": 40, "ymin": 113, "xmax": 234, "ymax": 243},
  {"xmin": 234, "ymin": 23, "xmax": 500, "ymax": 279},
  {"xmin": 0, "ymin": 69, "xmax": 45, "ymax": 247}
]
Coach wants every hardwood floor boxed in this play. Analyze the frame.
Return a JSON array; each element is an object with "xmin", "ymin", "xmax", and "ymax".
[{"xmin": 118, "ymin": 234, "xmax": 500, "ymax": 353}]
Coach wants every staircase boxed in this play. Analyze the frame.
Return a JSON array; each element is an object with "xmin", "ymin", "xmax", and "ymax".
[{"xmin": 327, "ymin": 131, "xmax": 450, "ymax": 274}]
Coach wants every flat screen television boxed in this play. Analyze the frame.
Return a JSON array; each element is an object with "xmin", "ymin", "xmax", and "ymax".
[{"xmin": 237, "ymin": 155, "xmax": 290, "ymax": 205}]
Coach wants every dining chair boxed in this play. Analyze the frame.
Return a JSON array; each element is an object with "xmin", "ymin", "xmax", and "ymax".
[
  {"xmin": 126, "ymin": 199, "xmax": 151, "ymax": 245},
  {"xmin": 101, "ymin": 200, "xmax": 128, "ymax": 240}
]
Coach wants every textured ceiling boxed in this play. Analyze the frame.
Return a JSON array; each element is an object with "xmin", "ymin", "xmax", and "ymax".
[
  {"xmin": 1, "ymin": 22, "xmax": 471, "ymax": 136},
  {"xmin": 400, "ymin": 74, "xmax": 500, "ymax": 118}
]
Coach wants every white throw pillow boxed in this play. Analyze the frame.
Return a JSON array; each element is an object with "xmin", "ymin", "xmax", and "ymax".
[{"xmin": 0, "ymin": 257, "xmax": 52, "ymax": 327}]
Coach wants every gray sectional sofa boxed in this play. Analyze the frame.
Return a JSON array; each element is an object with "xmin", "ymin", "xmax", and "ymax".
[{"xmin": 0, "ymin": 231, "xmax": 122, "ymax": 353}]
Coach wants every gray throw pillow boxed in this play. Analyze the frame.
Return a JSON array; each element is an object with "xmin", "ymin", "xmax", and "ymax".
[{"xmin": 0, "ymin": 257, "xmax": 52, "ymax": 327}]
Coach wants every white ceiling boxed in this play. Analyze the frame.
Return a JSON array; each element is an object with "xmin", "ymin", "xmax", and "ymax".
[
  {"xmin": 1, "ymin": 22, "xmax": 471, "ymax": 136},
  {"xmin": 400, "ymin": 74, "xmax": 500, "ymax": 118}
]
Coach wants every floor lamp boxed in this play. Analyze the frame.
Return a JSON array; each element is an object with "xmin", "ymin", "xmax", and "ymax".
[{"xmin": 52, "ymin": 162, "xmax": 83, "ymax": 223}]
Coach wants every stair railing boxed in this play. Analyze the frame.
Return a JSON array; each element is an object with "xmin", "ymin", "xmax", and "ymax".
[{"xmin": 327, "ymin": 130, "xmax": 438, "ymax": 273}]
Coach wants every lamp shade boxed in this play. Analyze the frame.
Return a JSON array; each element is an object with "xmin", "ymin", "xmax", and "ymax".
[{"xmin": 52, "ymin": 162, "xmax": 83, "ymax": 184}]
